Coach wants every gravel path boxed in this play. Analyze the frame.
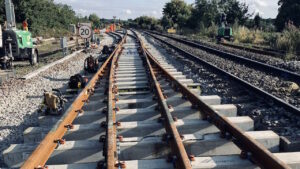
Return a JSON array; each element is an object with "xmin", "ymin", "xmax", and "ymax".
[
  {"xmin": 171, "ymin": 34, "xmax": 300, "ymax": 73},
  {"xmin": 152, "ymin": 34, "xmax": 300, "ymax": 109},
  {"xmin": 0, "ymin": 34, "xmax": 114, "ymax": 167},
  {"xmin": 139, "ymin": 32, "xmax": 300, "ymax": 143}
]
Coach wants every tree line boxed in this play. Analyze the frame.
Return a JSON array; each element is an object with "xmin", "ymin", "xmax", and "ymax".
[
  {"xmin": 130, "ymin": 0, "xmax": 299, "ymax": 32},
  {"xmin": 0, "ymin": 0, "xmax": 103, "ymax": 37}
]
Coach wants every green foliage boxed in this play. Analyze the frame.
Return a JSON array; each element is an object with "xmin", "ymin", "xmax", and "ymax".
[
  {"xmin": 202, "ymin": 22, "xmax": 218, "ymax": 38},
  {"xmin": 190, "ymin": 0, "xmax": 218, "ymax": 28},
  {"xmin": 220, "ymin": 0, "xmax": 250, "ymax": 25},
  {"xmin": 276, "ymin": 25, "xmax": 300, "ymax": 54},
  {"xmin": 231, "ymin": 24, "xmax": 300, "ymax": 57},
  {"xmin": 0, "ymin": 0, "xmax": 103, "ymax": 37},
  {"xmin": 244, "ymin": 18, "xmax": 276, "ymax": 32},
  {"xmin": 23, "ymin": 0, "xmax": 77, "ymax": 37},
  {"xmin": 233, "ymin": 26, "xmax": 257, "ymax": 43},
  {"xmin": 161, "ymin": 16, "xmax": 173, "ymax": 29},
  {"xmin": 254, "ymin": 13, "xmax": 261, "ymax": 29},
  {"xmin": 0, "ymin": 0, "xmax": 79, "ymax": 37},
  {"xmin": 188, "ymin": 0, "xmax": 250, "ymax": 29},
  {"xmin": 131, "ymin": 0, "xmax": 250, "ymax": 33},
  {"xmin": 154, "ymin": 24, "xmax": 163, "ymax": 32},
  {"xmin": 162, "ymin": 0, "xmax": 191, "ymax": 29},
  {"xmin": 133, "ymin": 16, "xmax": 160, "ymax": 31},
  {"xmin": 89, "ymin": 13, "xmax": 101, "ymax": 29},
  {"xmin": 275, "ymin": 0, "xmax": 300, "ymax": 31}
]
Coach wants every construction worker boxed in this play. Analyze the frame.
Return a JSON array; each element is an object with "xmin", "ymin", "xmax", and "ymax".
[{"xmin": 23, "ymin": 19, "xmax": 28, "ymax": 31}]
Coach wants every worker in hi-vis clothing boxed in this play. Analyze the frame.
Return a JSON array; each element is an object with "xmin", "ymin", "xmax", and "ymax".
[{"xmin": 23, "ymin": 19, "xmax": 28, "ymax": 31}]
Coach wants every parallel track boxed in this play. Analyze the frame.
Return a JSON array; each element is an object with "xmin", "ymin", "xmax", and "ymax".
[
  {"xmin": 2, "ymin": 30, "xmax": 300, "ymax": 169},
  {"xmin": 146, "ymin": 32, "xmax": 300, "ymax": 117},
  {"xmin": 148, "ymin": 31, "xmax": 300, "ymax": 83},
  {"xmin": 220, "ymin": 42, "xmax": 287, "ymax": 58}
]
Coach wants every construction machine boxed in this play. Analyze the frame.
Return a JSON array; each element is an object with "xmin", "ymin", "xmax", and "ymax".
[
  {"xmin": 0, "ymin": 0, "xmax": 39, "ymax": 69},
  {"xmin": 217, "ymin": 13, "xmax": 233, "ymax": 42}
]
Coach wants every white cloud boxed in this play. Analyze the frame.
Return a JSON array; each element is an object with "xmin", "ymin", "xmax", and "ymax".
[
  {"xmin": 254, "ymin": 0, "xmax": 267, "ymax": 7},
  {"xmin": 152, "ymin": 10, "xmax": 158, "ymax": 15},
  {"xmin": 125, "ymin": 9, "xmax": 132, "ymax": 15},
  {"xmin": 242, "ymin": 0, "xmax": 279, "ymax": 18},
  {"xmin": 76, "ymin": 8, "xmax": 88, "ymax": 15},
  {"xmin": 53, "ymin": 0, "xmax": 279, "ymax": 20}
]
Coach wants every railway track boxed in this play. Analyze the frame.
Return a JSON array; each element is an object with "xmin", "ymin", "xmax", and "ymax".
[
  {"xmin": 220, "ymin": 42, "xmax": 288, "ymax": 58},
  {"xmin": 146, "ymin": 32, "xmax": 300, "ymax": 117},
  {"xmin": 2, "ymin": 30, "xmax": 300, "ymax": 169},
  {"xmin": 148, "ymin": 31, "xmax": 300, "ymax": 82},
  {"xmin": 0, "ymin": 33, "xmax": 118, "ymax": 168}
]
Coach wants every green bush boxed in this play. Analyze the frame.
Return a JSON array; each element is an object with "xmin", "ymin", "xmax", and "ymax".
[
  {"xmin": 205, "ymin": 22, "xmax": 218, "ymax": 38},
  {"xmin": 154, "ymin": 24, "xmax": 163, "ymax": 32},
  {"xmin": 193, "ymin": 22, "xmax": 217, "ymax": 39},
  {"xmin": 276, "ymin": 25, "xmax": 300, "ymax": 54},
  {"xmin": 262, "ymin": 32, "xmax": 278, "ymax": 47},
  {"xmin": 233, "ymin": 26, "xmax": 255, "ymax": 43}
]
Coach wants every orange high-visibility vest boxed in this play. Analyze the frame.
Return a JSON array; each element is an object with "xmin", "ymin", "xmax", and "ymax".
[{"xmin": 23, "ymin": 21, "xmax": 28, "ymax": 31}]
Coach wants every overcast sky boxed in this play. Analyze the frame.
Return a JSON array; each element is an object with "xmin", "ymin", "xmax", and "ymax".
[{"xmin": 54, "ymin": 0, "xmax": 279, "ymax": 20}]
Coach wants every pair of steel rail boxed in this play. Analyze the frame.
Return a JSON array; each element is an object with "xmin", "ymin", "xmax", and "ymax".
[
  {"xmin": 21, "ymin": 30, "xmax": 290, "ymax": 169},
  {"xmin": 134, "ymin": 31, "xmax": 290, "ymax": 169},
  {"xmin": 20, "ymin": 33, "xmax": 126, "ymax": 169},
  {"xmin": 149, "ymin": 31, "xmax": 300, "ymax": 84},
  {"xmin": 146, "ymin": 32, "xmax": 300, "ymax": 117}
]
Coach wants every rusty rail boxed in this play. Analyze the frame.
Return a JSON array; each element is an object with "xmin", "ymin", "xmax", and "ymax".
[
  {"xmin": 132, "ymin": 30, "xmax": 291, "ymax": 169},
  {"xmin": 138, "ymin": 39, "xmax": 192, "ymax": 168},
  {"xmin": 21, "ymin": 34, "xmax": 127, "ymax": 169}
]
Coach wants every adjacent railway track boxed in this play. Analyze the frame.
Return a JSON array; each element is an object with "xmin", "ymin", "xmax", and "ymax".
[
  {"xmin": 3, "ymin": 30, "xmax": 300, "ymax": 169},
  {"xmin": 146, "ymin": 31, "xmax": 300, "ymax": 117},
  {"xmin": 220, "ymin": 42, "xmax": 288, "ymax": 58},
  {"xmin": 148, "ymin": 31, "xmax": 300, "ymax": 83}
]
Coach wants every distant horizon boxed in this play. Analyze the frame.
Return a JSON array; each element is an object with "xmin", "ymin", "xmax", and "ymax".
[{"xmin": 54, "ymin": 0, "xmax": 279, "ymax": 20}]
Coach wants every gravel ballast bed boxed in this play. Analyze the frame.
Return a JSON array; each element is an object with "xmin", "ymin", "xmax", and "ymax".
[
  {"xmin": 170, "ymin": 34, "xmax": 300, "ymax": 73},
  {"xmin": 0, "ymin": 34, "xmax": 114, "ymax": 167},
  {"xmin": 139, "ymin": 32, "xmax": 300, "ymax": 143},
  {"xmin": 152, "ymin": 34, "xmax": 300, "ymax": 109}
]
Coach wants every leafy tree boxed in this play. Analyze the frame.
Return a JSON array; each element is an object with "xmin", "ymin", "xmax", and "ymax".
[
  {"xmin": 162, "ymin": 0, "xmax": 191, "ymax": 29},
  {"xmin": 161, "ymin": 15, "xmax": 173, "ymax": 29},
  {"xmin": 0, "ymin": 0, "xmax": 78, "ymax": 37},
  {"xmin": 220, "ymin": 0, "xmax": 250, "ymax": 25},
  {"xmin": 275, "ymin": 0, "xmax": 300, "ymax": 31},
  {"xmin": 254, "ymin": 13, "xmax": 261, "ymax": 29},
  {"xmin": 189, "ymin": 0, "xmax": 250, "ymax": 29},
  {"xmin": 89, "ymin": 13, "xmax": 101, "ymax": 29},
  {"xmin": 133, "ymin": 16, "xmax": 160, "ymax": 30},
  {"xmin": 190, "ymin": 0, "xmax": 218, "ymax": 28}
]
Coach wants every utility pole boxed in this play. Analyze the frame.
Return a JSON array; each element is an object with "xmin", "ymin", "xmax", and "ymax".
[
  {"xmin": 113, "ymin": 16, "xmax": 116, "ymax": 31},
  {"xmin": 5, "ymin": 0, "xmax": 16, "ymax": 30}
]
